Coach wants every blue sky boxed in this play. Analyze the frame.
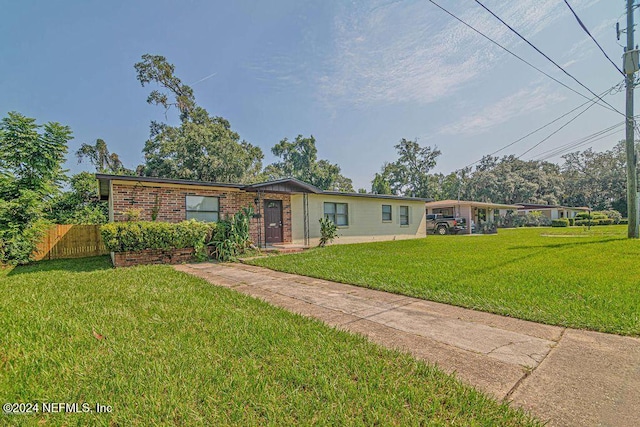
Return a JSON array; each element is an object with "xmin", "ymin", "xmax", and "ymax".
[{"xmin": 1, "ymin": 0, "xmax": 629, "ymax": 190}]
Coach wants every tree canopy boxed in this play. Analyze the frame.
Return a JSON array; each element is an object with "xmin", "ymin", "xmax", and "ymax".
[
  {"xmin": 135, "ymin": 55, "xmax": 264, "ymax": 183},
  {"xmin": 0, "ymin": 112, "xmax": 72, "ymax": 264},
  {"xmin": 263, "ymin": 135, "xmax": 354, "ymax": 191},
  {"xmin": 77, "ymin": 138, "xmax": 131, "ymax": 174},
  {"xmin": 371, "ymin": 139, "xmax": 441, "ymax": 198}
]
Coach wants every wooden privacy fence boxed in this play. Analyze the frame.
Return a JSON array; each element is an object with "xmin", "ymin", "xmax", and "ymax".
[{"xmin": 34, "ymin": 224, "xmax": 108, "ymax": 261}]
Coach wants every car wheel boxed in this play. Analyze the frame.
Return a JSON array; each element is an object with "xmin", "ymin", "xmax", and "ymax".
[{"xmin": 436, "ymin": 225, "xmax": 448, "ymax": 235}]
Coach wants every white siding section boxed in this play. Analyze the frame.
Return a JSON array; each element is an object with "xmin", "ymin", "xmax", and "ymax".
[{"xmin": 291, "ymin": 194, "xmax": 426, "ymax": 246}]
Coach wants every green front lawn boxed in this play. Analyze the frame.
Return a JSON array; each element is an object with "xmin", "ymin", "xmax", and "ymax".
[
  {"xmin": 0, "ymin": 257, "xmax": 537, "ymax": 426},
  {"xmin": 250, "ymin": 226, "xmax": 640, "ymax": 336}
]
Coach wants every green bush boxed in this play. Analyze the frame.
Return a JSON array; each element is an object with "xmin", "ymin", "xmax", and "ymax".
[
  {"xmin": 319, "ymin": 217, "xmax": 339, "ymax": 247},
  {"xmin": 101, "ymin": 220, "xmax": 215, "ymax": 253},
  {"xmin": 567, "ymin": 218, "xmax": 575, "ymax": 226},
  {"xmin": 620, "ymin": 218, "xmax": 629, "ymax": 224},
  {"xmin": 520, "ymin": 211, "xmax": 551, "ymax": 227},
  {"xmin": 208, "ymin": 206, "xmax": 253, "ymax": 262},
  {"xmin": 0, "ymin": 190, "xmax": 50, "ymax": 265},
  {"xmin": 599, "ymin": 218, "xmax": 614, "ymax": 225},
  {"xmin": 551, "ymin": 218, "xmax": 569, "ymax": 227},
  {"xmin": 599, "ymin": 209, "xmax": 622, "ymax": 224}
]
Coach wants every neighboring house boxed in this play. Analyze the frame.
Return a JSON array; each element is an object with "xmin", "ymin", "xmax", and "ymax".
[
  {"xmin": 513, "ymin": 203, "xmax": 590, "ymax": 220},
  {"xmin": 96, "ymin": 174, "xmax": 429, "ymax": 247},
  {"xmin": 425, "ymin": 200, "xmax": 523, "ymax": 234}
]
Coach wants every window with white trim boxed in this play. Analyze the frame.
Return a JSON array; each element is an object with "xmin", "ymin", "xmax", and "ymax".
[
  {"xmin": 186, "ymin": 195, "xmax": 220, "ymax": 222},
  {"xmin": 382, "ymin": 204, "xmax": 392, "ymax": 221},
  {"xmin": 324, "ymin": 202, "xmax": 348, "ymax": 226},
  {"xmin": 399, "ymin": 206, "xmax": 409, "ymax": 226}
]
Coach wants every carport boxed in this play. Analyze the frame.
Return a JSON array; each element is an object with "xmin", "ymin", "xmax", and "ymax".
[{"xmin": 425, "ymin": 200, "xmax": 522, "ymax": 234}]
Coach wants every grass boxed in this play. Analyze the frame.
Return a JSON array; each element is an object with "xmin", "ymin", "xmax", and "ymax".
[
  {"xmin": 0, "ymin": 257, "xmax": 538, "ymax": 426},
  {"xmin": 250, "ymin": 226, "xmax": 640, "ymax": 336}
]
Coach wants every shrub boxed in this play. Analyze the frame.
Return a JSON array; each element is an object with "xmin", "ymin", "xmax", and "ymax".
[
  {"xmin": 0, "ymin": 190, "xmax": 50, "ymax": 265},
  {"xmin": 599, "ymin": 218, "xmax": 614, "ymax": 225},
  {"xmin": 620, "ymin": 218, "xmax": 629, "ymax": 224},
  {"xmin": 101, "ymin": 220, "xmax": 215, "ymax": 253},
  {"xmin": 319, "ymin": 217, "xmax": 338, "ymax": 247},
  {"xmin": 208, "ymin": 206, "xmax": 254, "ymax": 262},
  {"xmin": 598, "ymin": 210, "xmax": 622, "ymax": 224},
  {"xmin": 511, "ymin": 215, "xmax": 527, "ymax": 228},
  {"xmin": 551, "ymin": 218, "xmax": 569, "ymax": 227},
  {"xmin": 567, "ymin": 218, "xmax": 575, "ymax": 226},
  {"xmin": 522, "ymin": 211, "xmax": 551, "ymax": 227}
]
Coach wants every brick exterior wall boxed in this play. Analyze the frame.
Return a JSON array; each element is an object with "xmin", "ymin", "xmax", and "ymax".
[
  {"xmin": 112, "ymin": 248, "xmax": 195, "ymax": 268},
  {"xmin": 111, "ymin": 182, "xmax": 292, "ymax": 245}
]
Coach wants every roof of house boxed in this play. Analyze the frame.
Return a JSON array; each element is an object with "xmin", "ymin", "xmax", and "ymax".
[
  {"xmin": 425, "ymin": 199, "xmax": 522, "ymax": 210},
  {"xmin": 95, "ymin": 174, "xmax": 431, "ymax": 202},
  {"xmin": 243, "ymin": 178, "xmax": 323, "ymax": 194}
]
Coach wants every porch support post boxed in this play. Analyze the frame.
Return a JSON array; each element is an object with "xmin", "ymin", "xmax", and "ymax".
[
  {"xmin": 303, "ymin": 193, "xmax": 309, "ymax": 247},
  {"xmin": 462, "ymin": 205, "xmax": 473, "ymax": 234}
]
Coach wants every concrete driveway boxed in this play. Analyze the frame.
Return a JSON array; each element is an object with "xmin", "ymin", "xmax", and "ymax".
[{"xmin": 174, "ymin": 262, "xmax": 640, "ymax": 427}]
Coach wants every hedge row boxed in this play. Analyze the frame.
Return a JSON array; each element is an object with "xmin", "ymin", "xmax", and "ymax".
[
  {"xmin": 552, "ymin": 218, "xmax": 619, "ymax": 227},
  {"xmin": 574, "ymin": 219, "xmax": 614, "ymax": 226},
  {"xmin": 101, "ymin": 220, "xmax": 215, "ymax": 253},
  {"xmin": 550, "ymin": 210, "xmax": 625, "ymax": 227}
]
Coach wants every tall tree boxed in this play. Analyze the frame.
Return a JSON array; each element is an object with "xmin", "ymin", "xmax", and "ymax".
[
  {"xmin": 371, "ymin": 164, "xmax": 393, "ymax": 195},
  {"xmin": 427, "ymin": 171, "xmax": 463, "ymax": 201},
  {"xmin": 135, "ymin": 54, "xmax": 198, "ymax": 122},
  {"xmin": 376, "ymin": 139, "xmax": 441, "ymax": 198},
  {"xmin": 264, "ymin": 135, "xmax": 354, "ymax": 191},
  {"xmin": 0, "ymin": 111, "xmax": 70, "ymax": 195},
  {"xmin": 561, "ymin": 142, "xmax": 633, "ymax": 215},
  {"xmin": 0, "ymin": 112, "xmax": 72, "ymax": 264},
  {"xmin": 134, "ymin": 54, "xmax": 264, "ymax": 183},
  {"xmin": 76, "ymin": 139, "xmax": 130, "ymax": 174},
  {"xmin": 459, "ymin": 155, "xmax": 563, "ymax": 205}
]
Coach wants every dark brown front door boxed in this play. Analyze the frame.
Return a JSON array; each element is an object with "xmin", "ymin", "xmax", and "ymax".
[{"xmin": 264, "ymin": 200, "xmax": 283, "ymax": 244}]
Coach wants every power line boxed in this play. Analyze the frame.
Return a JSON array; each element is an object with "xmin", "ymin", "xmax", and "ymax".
[
  {"xmin": 461, "ymin": 83, "xmax": 620, "ymax": 170},
  {"xmin": 563, "ymin": 0, "xmax": 624, "ymax": 75},
  {"xmin": 426, "ymin": 0, "xmax": 622, "ymax": 115},
  {"xmin": 473, "ymin": 0, "xmax": 625, "ymax": 117},
  {"xmin": 517, "ymin": 98, "xmax": 601, "ymax": 158},
  {"xmin": 530, "ymin": 120, "xmax": 628, "ymax": 161}
]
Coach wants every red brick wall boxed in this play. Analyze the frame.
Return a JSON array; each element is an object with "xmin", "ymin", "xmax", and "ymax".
[
  {"xmin": 112, "ymin": 248, "xmax": 195, "ymax": 268},
  {"xmin": 111, "ymin": 182, "xmax": 292, "ymax": 245}
]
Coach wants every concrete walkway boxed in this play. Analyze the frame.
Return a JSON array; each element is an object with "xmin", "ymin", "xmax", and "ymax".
[{"xmin": 174, "ymin": 262, "xmax": 640, "ymax": 427}]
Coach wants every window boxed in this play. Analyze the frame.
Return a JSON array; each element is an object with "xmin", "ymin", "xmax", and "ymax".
[
  {"xmin": 400, "ymin": 206, "xmax": 409, "ymax": 226},
  {"xmin": 324, "ymin": 202, "xmax": 348, "ymax": 226},
  {"xmin": 186, "ymin": 195, "xmax": 219, "ymax": 222},
  {"xmin": 382, "ymin": 204, "xmax": 392, "ymax": 221},
  {"xmin": 433, "ymin": 207, "xmax": 454, "ymax": 217}
]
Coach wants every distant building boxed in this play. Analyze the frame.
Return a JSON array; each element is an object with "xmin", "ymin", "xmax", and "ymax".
[{"xmin": 514, "ymin": 203, "xmax": 590, "ymax": 220}]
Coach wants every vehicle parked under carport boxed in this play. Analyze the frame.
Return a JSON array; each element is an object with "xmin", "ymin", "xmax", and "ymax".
[{"xmin": 426, "ymin": 214, "xmax": 467, "ymax": 235}]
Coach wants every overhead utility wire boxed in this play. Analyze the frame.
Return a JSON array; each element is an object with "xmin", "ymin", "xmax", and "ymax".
[
  {"xmin": 563, "ymin": 0, "xmax": 624, "ymax": 75},
  {"xmin": 473, "ymin": 0, "xmax": 625, "ymax": 117},
  {"xmin": 461, "ymin": 84, "xmax": 619, "ymax": 170},
  {"xmin": 531, "ymin": 120, "xmax": 631, "ymax": 161},
  {"xmin": 517, "ymin": 98, "xmax": 601, "ymax": 158},
  {"xmin": 536, "ymin": 130, "xmax": 622, "ymax": 161},
  {"xmin": 535, "ymin": 127, "xmax": 623, "ymax": 162},
  {"xmin": 426, "ymin": 0, "xmax": 622, "ymax": 115}
]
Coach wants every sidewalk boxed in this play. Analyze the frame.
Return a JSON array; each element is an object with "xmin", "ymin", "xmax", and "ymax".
[{"xmin": 174, "ymin": 262, "xmax": 640, "ymax": 427}]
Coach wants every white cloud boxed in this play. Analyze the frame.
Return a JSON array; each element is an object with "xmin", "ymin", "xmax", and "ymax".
[
  {"xmin": 318, "ymin": 0, "xmax": 579, "ymax": 108},
  {"xmin": 438, "ymin": 86, "xmax": 566, "ymax": 136}
]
